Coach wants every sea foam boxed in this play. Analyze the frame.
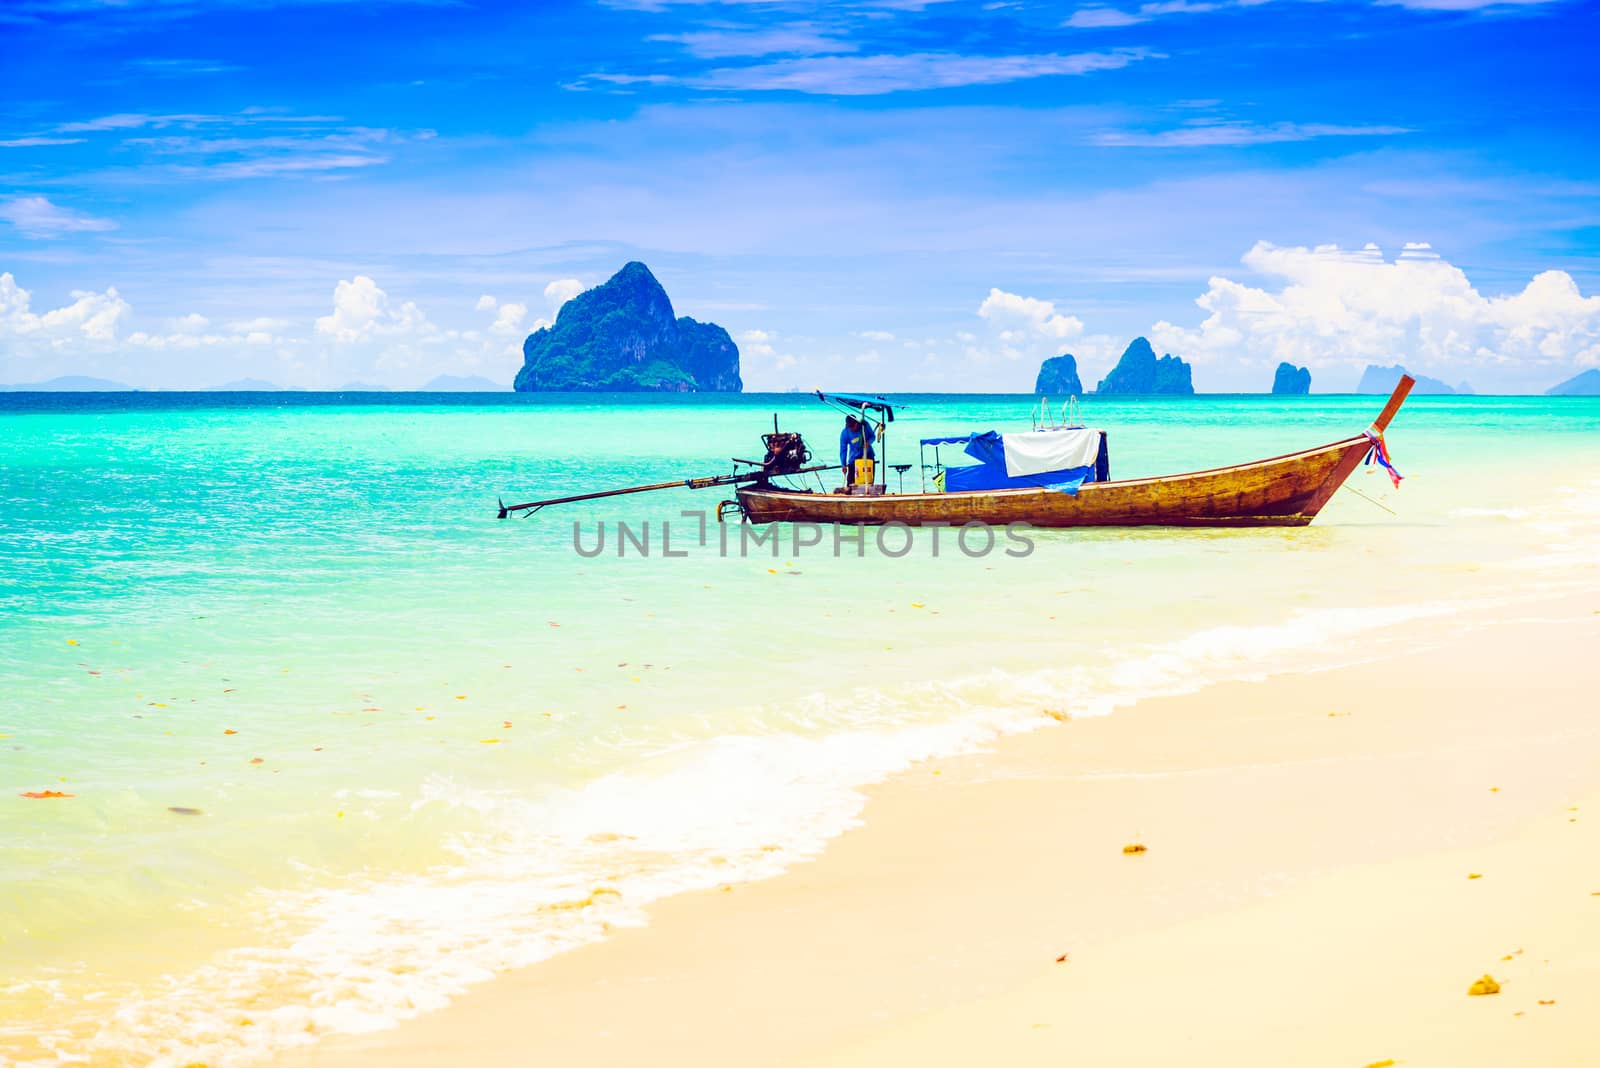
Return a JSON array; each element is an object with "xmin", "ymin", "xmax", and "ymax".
[{"xmin": 67, "ymin": 592, "xmax": 1510, "ymax": 1068}]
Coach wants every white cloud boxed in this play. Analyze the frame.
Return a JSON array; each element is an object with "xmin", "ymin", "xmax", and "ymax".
[
  {"xmin": 1379, "ymin": 0, "xmax": 1561, "ymax": 9},
  {"xmin": 857, "ymin": 329, "xmax": 896, "ymax": 341},
  {"xmin": 1065, "ymin": 6, "xmax": 1145, "ymax": 26},
  {"xmin": 225, "ymin": 316, "xmax": 291, "ymax": 333},
  {"xmin": 1066, "ymin": 0, "xmax": 1218, "ymax": 26},
  {"xmin": 1067, "ymin": 0, "xmax": 1557, "ymax": 26},
  {"xmin": 979, "ymin": 288, "xmax": 1084, "ymax": 340},
  {"xmin": 0, "ymin": 137, "xmax": 85, "ymax": 148},
  {"xmin": 964, "ymin": 288, "xmax": 1096, "ymax": 381},
  {"xmin": 0, "ymin": 272, "xmax": 129, "ymax": 344},
  {"xmin": 583, "ymin": 49, "xmax": 1153, "ymax": 95},
  {"xmin": 1141, "ymin": 0, "xmax": 1221, "ymax": 12},
  {"xmin": 56, "ymin": 113, "xmax": 225, "ymax": 133},
  {"xmin": 544, "ymin": 278, "xmax": 584, "ymax": 311},
  {"xmin": 127, "ymin": 328, "xmax": 280, "ymax": 350},
  {"xmin": 1095, "ymin": 121, "xmax": 1411, "ymax": 147},
  {"xmin": 650, "ymin": 25, "xmax": 857, "ymax": 59},
  {"xmin": 44, "ymin": 112, "xmax": 416, "ymax": 183},
  {"xmin": 1149, "ymin": 242, "xmax": 1600, "ymax": 386},
  {"xmin": 490, "ymin": 302, "xmax": 528, "ymax": 335},
  {"xmin": 0, "ymin": 196, "xmax": 117, "ymax": 239},
  {"xmin": 0, "ymin": 269, "xmax": 535, "ymax": 388},
  {"xmin": 126, "ymin": 311, "xmax": 293, "ymax": 352},
  {"xmin": 478, "ymin": 292, "xmax": 548, "ymax": 338},
  {"xmin": 314, "ymin": 275, "xmax": 433, "ymax": 342},
  {"xmin": 736, "ymin": 327, "xmax": 797, "ymax": 373}
]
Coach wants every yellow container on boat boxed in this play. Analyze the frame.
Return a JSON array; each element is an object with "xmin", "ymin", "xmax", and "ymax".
[{"xmin": 852, "ymin": 458, "xmax": 875, "ymax": 485}]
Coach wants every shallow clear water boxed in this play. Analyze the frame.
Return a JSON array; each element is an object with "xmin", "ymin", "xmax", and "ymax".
[{"xmin": 2, "ymin": 391, "xmax": 1597, "ymax": 1066}]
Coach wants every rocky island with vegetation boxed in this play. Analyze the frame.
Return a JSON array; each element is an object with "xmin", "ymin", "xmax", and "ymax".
[
  {"xmin": 1095, "ymin": 337, "xmax": 1194, "ymax": 394},
  {"xmin": 1272, "ymin": 362, "xmax": 1312, "ymax": 394},
  {"xmin": 514, "ymin": 262, "xmax": 741, "ymax": 393},
  {"xmin": 1034, "ymin": 353, "xmax": 1083, "ymax": 395}
]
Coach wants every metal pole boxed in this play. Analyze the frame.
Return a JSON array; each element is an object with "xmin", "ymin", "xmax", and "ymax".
[{"xmin": 498, "ymin": 464, "xmax": 831, "ymax": 518}]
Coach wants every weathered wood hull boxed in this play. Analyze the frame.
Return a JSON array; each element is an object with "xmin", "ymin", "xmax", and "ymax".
[
  {"xmin": 737, "ymin": 435, "xmax": 1375, "ymax": 528},
  {"xmin": 738, "ymin": 378, "xmax": 1414, "ymax": 529}
]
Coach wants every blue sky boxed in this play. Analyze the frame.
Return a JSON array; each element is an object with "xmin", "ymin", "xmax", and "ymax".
[{"xmin": 0, "ymin": 0, "xmax": 1596, "ymax": 391}]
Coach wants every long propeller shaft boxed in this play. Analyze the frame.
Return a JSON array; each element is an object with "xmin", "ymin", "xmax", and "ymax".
[{"xmin": 498, "ymin": 463, "xmax": 831, "ymax": 518}]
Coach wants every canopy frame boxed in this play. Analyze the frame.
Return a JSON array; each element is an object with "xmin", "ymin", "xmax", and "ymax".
[{"xmin": 816, "ymin": 391, "xmax": 896, "ymax": 489}]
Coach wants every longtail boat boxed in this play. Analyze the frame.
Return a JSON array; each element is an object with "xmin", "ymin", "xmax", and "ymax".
[{"xmin": 498, "ymin": 376, "xmax": 1413, "ymax": 529}]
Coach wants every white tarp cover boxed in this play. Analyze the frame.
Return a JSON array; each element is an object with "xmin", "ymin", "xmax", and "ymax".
[{"xmin": 999, "ymin": 427, "xmax": 1102, "ymax": 478}]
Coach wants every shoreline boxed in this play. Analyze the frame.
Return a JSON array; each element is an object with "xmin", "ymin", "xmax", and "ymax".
[{"xmin": 283, "ymin": 591, "xmax": 1600, "ymax": 1068}]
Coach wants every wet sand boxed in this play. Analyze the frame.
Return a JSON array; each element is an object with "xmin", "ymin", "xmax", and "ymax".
[{"xmin": 286, "ymin": 593, "xmax": 1600, "ymax": 1068}]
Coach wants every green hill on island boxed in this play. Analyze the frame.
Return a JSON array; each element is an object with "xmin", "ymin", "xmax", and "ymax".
[
  {"xmin": 1034, "ymin": 353, "xmax": 1083, "ymax": 395},
  {"xmin": 1095, "ymin": 337, "xmax": 1194, "ymax": 394},
  {"xmin": 1272, "ymin": 362, "xmax": 1311, "ymax": 394},
  {"xmin": 1546, "ymin": 369, "xmax": 1600, "ymax": 396},
  {"xmin": 514, "ymin": 262, "xmax": 742, "ymax": 393}
]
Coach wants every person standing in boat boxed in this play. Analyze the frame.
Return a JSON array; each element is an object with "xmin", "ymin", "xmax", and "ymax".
[{"xmin": 840, "ymin": 414, "xmax": 875, "ymax": 488}]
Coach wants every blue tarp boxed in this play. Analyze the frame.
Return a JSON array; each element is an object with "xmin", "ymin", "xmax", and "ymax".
[
  {"xmin": 944, "ymin": 463, "xmax": 1089, "ymax": 494},
  {"xmin": 927, "ymin": 430, "xmax": 1093, "ymax": 495}
]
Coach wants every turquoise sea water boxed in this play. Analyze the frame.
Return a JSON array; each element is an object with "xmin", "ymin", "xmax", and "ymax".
[{"xmin": 2, "ymin": 391, "xmax": 1598, "ymax": 1066}]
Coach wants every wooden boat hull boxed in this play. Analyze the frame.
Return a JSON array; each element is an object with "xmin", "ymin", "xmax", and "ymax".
[
  {"xmin": 736, "ymin": 378, "xmax": 1413, "ymax": 529},
  {"xmin": 737, "ymin": 435, "xmax": 1375, "ymax": 528}
]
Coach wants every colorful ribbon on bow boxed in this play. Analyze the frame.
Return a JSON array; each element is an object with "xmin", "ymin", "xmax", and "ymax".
[{"xmin": 1364, "ymin": 430, "xmax": 1403, "ymax": 489}]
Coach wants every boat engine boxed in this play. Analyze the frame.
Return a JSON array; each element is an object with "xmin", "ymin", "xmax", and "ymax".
[{"xmin": 760, "ymin": 430, "xmax": 811, "ymax": 476}]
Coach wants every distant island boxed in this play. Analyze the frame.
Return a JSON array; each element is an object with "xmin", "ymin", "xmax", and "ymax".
[
  {"xmin": 1034, "ymin": 353, "xmax": 1082, "ymax": 395},
  {"xmin": 1096, "ymin": 337, "xmax": 1193, "ymax": 395},
  {"xmin": 422, "ymin": 374, "xmax": 507, "ymax": 392},
  {"xmin": 0, "ymin": 375, "xmax": 134, "ymax": 391},
  {"xmin": 1356, "ymin": 364, "xmax": 1458, "ymax": 395},
  {"xmin": 515, "ymin": 262, "xmax": 741, "ymax": 393},
  {"xmin": 1546, "ymin": 368, "xmax": 1600, "ymax": 396},
  {"xmin": 1272, "ymin": 362, "xmax": 1311, "ymax": 395},
  {"xmin": 207, "ymin": 378, "xmax": 299, "ymax": 391}
]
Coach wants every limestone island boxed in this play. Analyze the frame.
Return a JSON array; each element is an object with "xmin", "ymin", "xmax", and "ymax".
[
  {"xmin": 1034, "ymin": 353, "xmax": 1083, "ymax": 395},
  {"xmin": 514, "ymin": 262, "xmax": 741, "ymax": 393},
  {"xmin": 1546, "ymin": 368, "xmax": 1600, "ymax": 396},
  {"xmin": 1272, "ymin": 362, "xmax": 1311, "ymax": 395},
  {"xmin": 1356, "ymin": 364, "xmax": 1457, "ymax": 395},
  {"xmin": 1095, "ymin": 337, "xmax": 1194, "ymax": 394}
]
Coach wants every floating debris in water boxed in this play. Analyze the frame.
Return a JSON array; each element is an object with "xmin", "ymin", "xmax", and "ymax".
[
  {"xmin": 167, "ymin": 806, "xmax": 203, "ymax": 816},
  {"xmin": 20, "ymin": 790, "xmax": 73, "ymax": 799},
  {"xmin": 1467, "ymin": 974, "xmax": 1501, "ymax": 996},
  {"xmin": 1122, "ymin": 843, "xmax": 1148, "ymax": 855}
]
